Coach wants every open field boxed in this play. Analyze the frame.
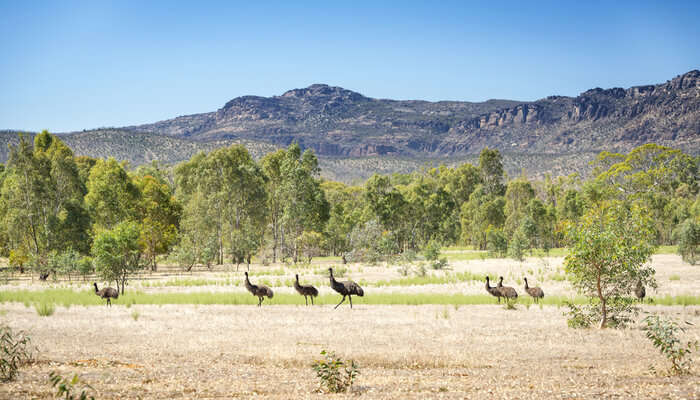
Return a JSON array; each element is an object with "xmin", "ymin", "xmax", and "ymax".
[
  {"xmin": 1, "ymin": 304, "xmax": 699, "ymax": 399},
  {"xmin": 0, "ymin": 253, "xmax": 699, "ymax": 398}
]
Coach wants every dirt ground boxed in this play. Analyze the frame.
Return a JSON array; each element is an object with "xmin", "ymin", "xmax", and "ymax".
[{"xmin": 1, "ymin": 303, "xmax": 699, "ymax": 399}]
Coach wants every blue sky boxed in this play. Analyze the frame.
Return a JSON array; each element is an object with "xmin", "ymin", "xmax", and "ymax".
[{"xmin": 1, "ymin": 1, "xmax": 698, "ymax": 132}]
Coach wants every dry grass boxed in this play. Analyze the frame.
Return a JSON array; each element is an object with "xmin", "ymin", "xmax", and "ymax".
[
  {"xmin": 0, "ymin": 253, "xmax": 699, "ymax": 398},
  {"xmin": 0, "ymin": 304, "xmax": 698, "ymax": 399}
]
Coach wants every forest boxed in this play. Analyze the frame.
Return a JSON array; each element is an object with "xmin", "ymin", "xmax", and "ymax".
[{"xmin": 1, "ymin": 131, "xmax": 698, "ymax": 291}]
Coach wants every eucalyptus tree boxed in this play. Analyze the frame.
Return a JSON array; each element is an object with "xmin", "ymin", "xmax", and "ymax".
[
  {"xmin": 84, "ymin": 158, "xmax": 140, "ymax": 231},
  {"xmin": 279, "ymin": 144, "xmax": 329, "ymax": 262},
  {"xmin": 0, "ymin": 132, "xmax": 89, "ymax": 277},
  {"xmin": 134, "ymin": 174, "xmax": 181, "ymax": 271},
  {"xmin": 565, "ymin": 202, "xmax": 657, "ymax": 329}
]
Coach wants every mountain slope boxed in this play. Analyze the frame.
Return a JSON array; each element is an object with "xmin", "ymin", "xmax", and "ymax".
[{"xmin": 129, "ymin": 71, "xmax": 700, "ymax": 157}]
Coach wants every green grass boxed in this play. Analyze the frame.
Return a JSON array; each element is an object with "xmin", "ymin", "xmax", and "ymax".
[
  {"xmin": 34, "ymin": 302, "xmax": 55, "ymax": 316},
  {"xmin": 141, "ymin": 278, "xmax": 240, "ymax": 288},
  {"xmin": 655, "ymin": 245, "xmax": 678, "ymax": 254},
  {"xmin": 372, "ymin": 271, "xmax": 487, "ymax": 287}
]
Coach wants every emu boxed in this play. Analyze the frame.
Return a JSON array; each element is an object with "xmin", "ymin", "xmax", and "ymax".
[
  {"xmin": 93, "ymin": 282, "xmax": 119, "ymax": 306},
  {"xmin": 635, "ymin": 280, "xmax": 646, "ymax": 302},
  {"xmin": 523, "ymin": 277, "xmax": 544, "ymax": 303},
  {"xmin": 294, "ymin": 274, "xmax": 318, "ymax": 305},
  {"xmin": 485, "ymin": 276, "xmax": 503, "ymax": 303},
  {"xmin": 497, "ymin": 276, "xmax": 518, "ymax": 301},
  {"xmin": 329, "ymin": 268, "xmax": 364, "ymax": 309},
  {"xmin": 244, "ymin": 271, "xmax": 274, "ymax": 307}
]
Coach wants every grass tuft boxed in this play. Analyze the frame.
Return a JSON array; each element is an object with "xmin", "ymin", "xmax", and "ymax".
[{"xmin": 34, "ymin": 302, "xmax": 55, "ymax": 317}]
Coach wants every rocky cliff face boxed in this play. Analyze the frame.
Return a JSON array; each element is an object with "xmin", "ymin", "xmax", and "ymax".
[{"xmin": 129, "ymin": 71, "xmax": 700, "ymax": 156}]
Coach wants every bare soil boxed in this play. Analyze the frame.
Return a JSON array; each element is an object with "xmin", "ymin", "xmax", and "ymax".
[{"xmin": 1, "ymin": 303, "xmax": 699, "ymax": 399}]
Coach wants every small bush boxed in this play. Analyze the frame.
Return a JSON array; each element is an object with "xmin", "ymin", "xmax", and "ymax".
[
  {"xmin": 431, "ymin": 257, "xmax": 448, "ymax": 270},
  {"xmin": 564, "ymin": 302, "xmax": 592, "ymax": 329},
  {"xmin": 642, "ymin": 314, "xmax": 698, "ymax": 375},
  {"xmin": 312, "ymin": 350, "xmax": 359, "ymax": 393},
  {"xmin": 35, "ymin": 302, "xmax": 55, "ymax": 317},
  {"xmin": 423, "ymin": 240, "xmax": 441, "ymax": 261},
  {"xmin": 669, "ymin": 274, "xmax": 681, "ymax": 281},
  {"xmin": 131, "ymin": 310, "xmax": 140, "ymax": 321},
  {"xmin": 0, "ymin": 324, "xmax": 33, "ymax": 382},
  {"xmin": 49, "ymin": 371, "xmax": 95, "ymax": 400}
]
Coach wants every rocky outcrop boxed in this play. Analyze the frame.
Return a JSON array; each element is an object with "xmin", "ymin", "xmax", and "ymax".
[{"xmin": 126, "ymin": 71, "xmax": 700, "ymax": 156}]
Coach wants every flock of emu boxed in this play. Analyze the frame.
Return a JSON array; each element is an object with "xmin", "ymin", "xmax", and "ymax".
[
  {"xmin": 484, "ymin": 276, "xmax": 544, "ymax": 304},
  {"xmin": 92, "ymin": 268, "xmax": 648, "ymax": 307},
  {"xmin": 242, "ymin": 267, "xmax": 364, "ymax": 308},
  {"xmin": 92, "ymin": 267, "xmax": 365, "ymax": 308}
]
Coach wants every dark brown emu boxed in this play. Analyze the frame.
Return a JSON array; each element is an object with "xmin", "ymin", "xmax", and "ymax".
[
  {"xmin": 93, "ymin": 282, "xmax": 119, "ymax": 306},
  {"xmin": 497, "ymin": 276, "xmax": 518, "ymax": 301},
  {"xmin": 294, "ymin": 274, "xmax": 319, "ymax": 305},
  {"xmin": 523, "ymin": 277, "xmax": 544, "ymax": 303},
  {"xmin": 635, "ymin": 280, "xmax": 646, "ymax": 302},
  {"xmin": 244, "ymin": 271, "xmax": 274, "ymax": 307},
  {"xmin": 485, "ymin": 276, "xmax": 503, "ymax": 303},
  {"xmin": 329, "ymin": 268, "xmax": 364, "ymax": 309}
]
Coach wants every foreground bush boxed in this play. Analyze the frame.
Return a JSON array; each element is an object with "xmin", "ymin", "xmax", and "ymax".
[
  {"xmin": 642, "ymin": 314, "xmax": 698, "ymax": 375},
  {"xmin": 0, "ymin": 324, "xmax": 32, "ymax": 382},
  {"xmin": 312, "ymin": 350, "xmax": 359, "ymax": 393}
]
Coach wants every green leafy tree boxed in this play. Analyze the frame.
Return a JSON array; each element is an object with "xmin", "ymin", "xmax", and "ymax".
[
  {"xmin": 134, "ymin": 175, "xmax": 181, "ymax": 271},
  {"xmin": 478, "ymin": 147, "xmax": 506, "ymax": 196},
  {"xmin": 564, "ymin": 202, "xmax": 657, "ymax": 328},
  {"xmin": 84, "ymin": 158, "xmax": 140, "ymax": 230},
  {"xmin": 92, "ymin": 221, "xmax": 144, "ymax": 294},
  {"xmin": 280, "ymin": 144, "xmax": 329, "ymax": 262},
  {"xmin": 460, "ymin": 185, "xmax": 505, "ymax": 249},
  {"xmin": 0, "ymin": 132, "xmax": 89, "ymax": 278},
  {"xmin": 504, "ymin": 178, "xmax": 535, "ymax": 237},
  {"xmin": 673, "ymin": 218, "xmax": 700, "ymax": 265}
]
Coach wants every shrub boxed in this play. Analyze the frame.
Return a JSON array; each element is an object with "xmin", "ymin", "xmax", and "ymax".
[
  {"xmin": 673, "ymin": 218, "xmax": 699, "ymax": 265},
  {"xmin": 564, "ymin": 302, "xmax": 592, "ymax": 329},
  {"xmin": 49, "ymin": 371, "xmax": 95, "ymax": 400},
  {"xmin": 423, "ymin": 240, "xmax": 441, "ymax": 261},
  {"xmin": 642, "ymin": 314, "xmax": 698, "ymax": 375},
  {"xmin": 486, "ymin": 227, "xmax": 507, "ymax": 257},
  {"xmin": 507, "ymin": 228, "xmax": 528, "ymax": 262},
  {"xmin": 35, "ymin": 302, "xmax": 55, "ymax": 317},
  {"xmin": 312, "ymin": 350, "xmax": 359, "ymax": 393},
  {"xmin": 431, "ymin": 257, "xmax": 448, "ymax": 270},
  {"xmin": 0, "ymin": 324, "xmax": 33, "ymax": 382}
]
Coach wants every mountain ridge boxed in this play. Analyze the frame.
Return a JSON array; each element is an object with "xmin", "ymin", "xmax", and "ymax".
[{"xmin": 125, "ymin": 70, "xmax": 700, "ymax": 157}]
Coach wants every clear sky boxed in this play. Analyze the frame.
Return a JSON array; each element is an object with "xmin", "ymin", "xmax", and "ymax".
[{"xmin": 1, "ymin": 0, "xmax": 698, "ymax": 132}]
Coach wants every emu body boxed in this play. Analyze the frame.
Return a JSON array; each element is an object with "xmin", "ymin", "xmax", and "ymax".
[
  {"xmin": 93, "ymin": 282, "xmax": 119, "ymax": 306},
  {"xmin": 294, "ymin": 274, "xmax": 318, "ymax": 305},
  {"xmin": 244, "ymin": 272, "xmax": 274, "ymax": 306},
  {"xmin": 497, "ymin": 276, "xmax": 518, "ymax": 301},
  {"xmin": 523, "ymin": 277, "xmax": 544, "ymax": 303},
  {"xmin": 485, "ymin": 276, "xmax": 503, "ymax": 303},
  {"xmin": 329, "ymin": 268, "xmax": 364, "ymax": 309}
]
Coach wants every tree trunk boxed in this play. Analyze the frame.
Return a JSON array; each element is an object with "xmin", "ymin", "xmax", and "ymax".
[{"xmin": 597, "ymin": 271, "xmax": 607, "ymax": 329}]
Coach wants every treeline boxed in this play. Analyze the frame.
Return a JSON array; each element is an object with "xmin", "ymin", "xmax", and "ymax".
[{"xmin": 1, "ymin": 132, "xmax": 698, "ymax": 289}]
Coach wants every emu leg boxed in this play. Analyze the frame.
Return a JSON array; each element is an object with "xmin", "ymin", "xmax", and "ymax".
[
  {"xmin": 107, "ymin": 298, "xmax": 111, "ymax": 307},
  {"xmin": 258, "ymin": 297, "xmax": 263, "ymax": 307},
  {"xmin": 334, "ymin": 296, "xmax": 346, "ymax": 309},
  {"xmin": 311, "ymin": 296, "xmax": 314, "ymax": 305},
  {"xmin": 305, "ymin": 296, "xmax": 308, "ymax": 306},
  {"xmin": 349, "ymin": 295, "xmax": 353, "ymax": 309}
]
